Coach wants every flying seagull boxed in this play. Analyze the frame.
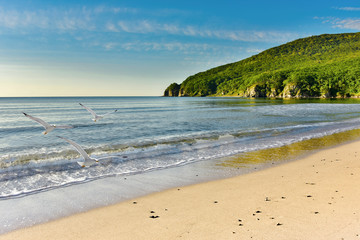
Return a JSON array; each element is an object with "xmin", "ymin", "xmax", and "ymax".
[
  {"xmin": 23, "ymin": 112, "xmax": 73, "ymax": 135},
  {"xmin": 57, "ymin": 136, "xmax": 98, "ymax": 168},
  {"xmin": 79, "ymin": 103, "xmax": 117, "ymax": 122}
]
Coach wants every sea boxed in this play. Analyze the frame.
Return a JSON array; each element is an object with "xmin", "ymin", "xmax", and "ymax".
[{"xmin": 2, "ymin": 96, "xmax": 360, "ymax": 233}]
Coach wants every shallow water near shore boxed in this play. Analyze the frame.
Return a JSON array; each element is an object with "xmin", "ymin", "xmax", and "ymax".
[
  {"xmin": 219, "ymin": 129, "xmax": 360, "ymax": 168},
  {"xmin": 2, "ymin": 129, "xmax": 360, "ymax": 234},
  {"xmin": 2, "ymin": 97, "xmax": 360, "ymax": 233}
]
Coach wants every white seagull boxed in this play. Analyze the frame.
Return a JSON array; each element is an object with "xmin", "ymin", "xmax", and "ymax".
[
  {"xmin": 79, "ymin": 103, "xmax": 117, "ymax": 122},
  {"xmin": 57, "ymin": 136, "xmax": 98, "ymax": 168},
  {"xmin": 23, "ymin": 112, "xmax": 73, "ymax": 135}
]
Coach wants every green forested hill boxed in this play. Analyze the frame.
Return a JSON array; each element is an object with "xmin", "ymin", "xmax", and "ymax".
[{"xmin": 164, "ymin": 32, "xmax": 360, "ymax": 98}]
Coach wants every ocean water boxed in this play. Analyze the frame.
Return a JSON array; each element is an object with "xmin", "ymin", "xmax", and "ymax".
[
  {"xmin": 2, "ymin": 96, "xmax": 360, "ymax": 232},
  {"xmin": 2, "ymin": 97, "xmax": 360, "ymax": 199}
]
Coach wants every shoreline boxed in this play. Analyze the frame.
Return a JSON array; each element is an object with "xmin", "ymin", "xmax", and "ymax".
[{"xmin": 2, "ymin": 136, "xmax": 360, "ymax": 239}]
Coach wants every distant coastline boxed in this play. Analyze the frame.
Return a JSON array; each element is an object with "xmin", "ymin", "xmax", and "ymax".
[{"xmin": 164, "ymin": 32, "xmax": 360, "ymax": 98}]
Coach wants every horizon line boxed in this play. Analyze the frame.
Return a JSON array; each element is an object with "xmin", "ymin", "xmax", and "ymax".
[{"xmin": 0, "ymin": 95, "xmax": 163, "ymax": 98}]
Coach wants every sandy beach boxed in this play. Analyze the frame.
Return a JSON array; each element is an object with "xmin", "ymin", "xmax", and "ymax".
[{"xmin": 2, "ymin": 139, "xmax": 360, "ymax": 240}]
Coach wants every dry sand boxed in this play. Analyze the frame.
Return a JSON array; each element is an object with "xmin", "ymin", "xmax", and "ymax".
[{"xmin": 2, "ymin": 140, "xmax": 360, "ymax": 240}]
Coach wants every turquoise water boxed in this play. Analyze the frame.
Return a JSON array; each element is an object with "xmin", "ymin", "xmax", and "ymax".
[{"xmin": 2, "ymin": 97, "xmax": 360, "ymax": 199}]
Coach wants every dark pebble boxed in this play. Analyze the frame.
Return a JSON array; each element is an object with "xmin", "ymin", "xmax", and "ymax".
[
  {"xmin": 277, "ymin": 223, "xmax": 282, "ymax": 226},
  {"xmin": 256, "ymin": 210, "xmax": 262, "ymax": 213},
  {"xmin": 150, "ymin": 211, "xmax": 155, "ymax": 213},
  {"xmin": 149, "ymin": 215, "xmax": 159, "ymax": 218},
  {"xmin": 133, "ymin": 202, "xmax": 137, "ymax": 204}
]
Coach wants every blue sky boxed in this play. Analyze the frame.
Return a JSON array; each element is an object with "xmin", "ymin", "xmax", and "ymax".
[{"xmin": 1, "ymin": 0, "xmax": 360, "ymax": 96}]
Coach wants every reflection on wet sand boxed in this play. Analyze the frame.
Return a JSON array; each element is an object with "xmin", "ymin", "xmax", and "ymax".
[{"xmin": 218, "ymin": 128, "xmax": 360, "ymax": 168}]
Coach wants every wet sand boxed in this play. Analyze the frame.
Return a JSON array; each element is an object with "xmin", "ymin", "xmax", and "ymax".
[{"xmin": 1, "ymin": 139, "xmax": 360, "ymax": 239}]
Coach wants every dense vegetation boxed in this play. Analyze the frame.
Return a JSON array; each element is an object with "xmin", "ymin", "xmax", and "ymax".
[{"xmin": 164, "ymin": 32, "xmax": 360, "ymax": 98}]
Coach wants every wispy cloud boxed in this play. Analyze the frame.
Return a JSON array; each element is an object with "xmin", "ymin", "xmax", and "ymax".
[
  {"xmin": 0, "ymin": 4, "xmax": 301, "ymax": 60},
  {"xmin": 0, "ymin": 7, "xmax": 95, "ymax": 31},
  {"xmin": 0, "ymin": 5, "xmax": 299, "ymax": 45},
  {"xmin": 93, "ymin": 6, "xmax": 138, "ymax": 14},
  {"xmin": 317, "ymin": 16, "xmax": 360, "ymax": 30},
  {"xmin": 110, "ymin": 20, "xmax": 298, "ymax": 43},
  {"xmin": 326, "ymin": 6, "xmax": 360, "ymax": 30},
  {"xmin": 104, "ymin": 42, "xmax": 117, "ymax": 50},
  {"xmin": 332, "ymin": 18, "xmax": 360, "ymax": 30},
  {"xmin": 109, "ymin": 40, "xmax": 256, "ymax": 66},
  {"xmin": 335, "ymin": 7, "xmax": 360, "ymax": 11},
  {"xmin": 105, "ymin": 22, "xmax": 119, "ymax": 32},
  {"xmin": 0, "ymin": 8, "xmax": 48, "ymax": 29},
  {"xmin": 118, "ymin": 41, "xmax": 212, "ymax": 53}
]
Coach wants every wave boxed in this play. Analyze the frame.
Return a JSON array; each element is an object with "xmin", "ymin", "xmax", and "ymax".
[
  {"xmin": 2, "ymin": 117, "xmax": 360, "ymax": 199},
  {"xmin": 1, "ymin": 118, "xmax": 359, "ymax": 168}
]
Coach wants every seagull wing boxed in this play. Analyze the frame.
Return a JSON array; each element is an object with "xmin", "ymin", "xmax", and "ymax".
[
  {"xmin": 102, "ymin": 109, "xmax": 118, "ymax": 116},
  {"xmin": 79, "ymin": 103, "xmax": 98, "ymax": 118},
  {"xmin": 23, "ymin": 112, "xmax": 51, "ymax": 129},
  {"xmin": 57, "ymin": 136, "xmax": 91, "ymax": 160}
]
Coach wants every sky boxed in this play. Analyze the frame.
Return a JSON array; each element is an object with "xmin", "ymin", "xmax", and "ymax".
[{"xmin": 1, "ymin": 0, "xmax": 360, "ymax": 97}]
